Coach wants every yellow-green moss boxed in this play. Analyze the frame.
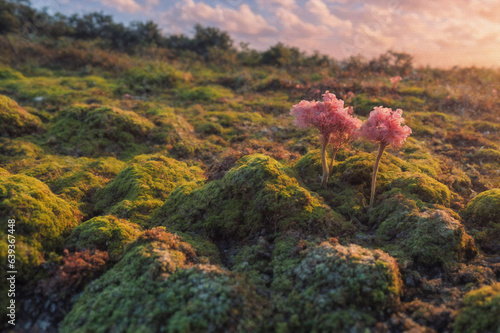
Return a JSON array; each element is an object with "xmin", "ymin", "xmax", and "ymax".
[
  {"xmin": 152, "ymin": 154, "xmax": 344, "ymax": 239},
  {"xmin": 389, "ymin": 172, "xmax": 452, "ymax": 206},
  {"xmin": 454, "ymin": 283, "xmax": 500, "ymax": 333},
  {"xmin": 463, "ymin": 189, "xmax": 500, "ymax": 253},
  {"xmin": 93, "ymin": 154, "xmax": 204, "ymax": 225},
  {"xmin": 66, "ymin": 215, "xmax": 142, "ymax": 261},
  {"xmin": 405, "ymin": 112, "xmax": 455, "ymax": 137},
  {"xmin": 0, "ymin": 95, "xmax": 43, "ymax": 137},
  {"xmin": 0, "ymin": 173, "xmax": 81, "ymax": 251},
  {"xmin": 463, "ymin": 189, "xmax": 500, "ymax": 227},
  {"xmin": 46, "ymin": 104, "xmax": 155, "ymax": 158}
]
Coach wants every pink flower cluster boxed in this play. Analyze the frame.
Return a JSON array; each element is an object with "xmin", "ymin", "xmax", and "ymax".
[
  {"xmin": 290, "ymin": 91, "xmax": 361, "ymax": 145},
  {"xmin": 360, "ymin": 106, "xmax": 412, "ymax": 149}
]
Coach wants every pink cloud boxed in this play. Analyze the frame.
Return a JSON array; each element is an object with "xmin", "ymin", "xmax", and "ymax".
[{"xmin": 100, "ymin": 0, "xmax": 141, "ymax": 13}]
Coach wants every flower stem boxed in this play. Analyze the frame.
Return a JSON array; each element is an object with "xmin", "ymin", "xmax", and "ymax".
[
  {"xmin": 370, "ymin": 143, "xmax": 387, "ymax": 209},
  {"xmin": 320, "ymin": 142, "xmax": 328, "ymax": 189},
  {"xmin": 328, "ymin": 147, "xmax": 338, "ymax": 177}
]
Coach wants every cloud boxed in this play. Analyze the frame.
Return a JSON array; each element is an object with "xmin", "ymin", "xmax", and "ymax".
[
  {"xmin": 100, "ymin": 0, "xmax": 141, "ymax": 13},
  {"xmin": 257, "ymin": 0, "xmax": 296, "ymax": 7},
  {"xmin": 162, "ymin": 0, "xmax": 276, "ymax": 37},
  {"xmin": 151, "ymin": 0, "xmax": 500, "ymax": 67}
]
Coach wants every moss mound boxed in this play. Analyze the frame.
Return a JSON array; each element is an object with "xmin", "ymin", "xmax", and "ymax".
[
  {"xmin": 152, "ymin": 154, "xmax": 343, "ymax": 239},
  {"xmin": 463, "ymin": 189, "xmax": 500, "ymax": 227},
  {"xmin": 47, "ymin": 104, "xmax": 155, "ymax": 158},
  {"xmin": 18, "ymin": 156, "xmax": 125, "ymax": 217},
  {"xmin": 454, "ymin": 283, "xmax": 500, "ymax": 333},
  {"xmin": 389, "ymin": 172, "xmax": 452, "ymax": 206},
  {"xmin": 0, "ymin": 95, "xmax": 43, "ymax": 137},
  {"xmin": 271, "ymin": 239, "xmax": 402, "ymax": 332},
  {"xmin": 0, "ymin": 173, "xmax": 81, "ymax": 251},
  {"xmin": 0, "ymin": 138, "xmax": 44, "ymax": 169},
  {"xmin": 93, "ymin": 154, "xmax": 204, "ymax": 225},
  {"xmin": 0, "ymin": 173, "xmax": 80, "ymax": 296},
  {"xmin": 375, "ymin": 194, "xmax": 477, "ymax": 267},
  {"xmin": 463, "ymin": 189, "xmax": 500, "ymax": 253},
  {"xmin": 66, "ymin": 215, "xmax": 142, "ymax": 260},
  {"xmin": 61, "ymin": 227, "xmax": 265, "ymax": 332}
]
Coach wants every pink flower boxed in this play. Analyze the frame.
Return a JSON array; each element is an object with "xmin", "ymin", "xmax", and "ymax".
[
  {"xmin": 360, "ymin": 106, "xmax": 412, "ymax": 149},
  {"xmin": 291, "ymin": 90, "xmax": 361, "ymax": 188},
  {"xmin": 290, "ymin": 91, "xmax": 360, "ymax": 145},
  {"xmin": 390, "ymin": 76, "xmax": 402, "ymax": 85}
]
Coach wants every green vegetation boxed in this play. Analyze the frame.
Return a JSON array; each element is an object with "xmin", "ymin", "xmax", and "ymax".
[
  {"xmin": 463, "ymin": 189, "xmax": 500, "ymax": 252},
  {"xmin": 93, "ymin": 154, "xmax": 204, "ymax": 225},
  {"xmin": 454, "ymin": 283, "xmax": 500, "ymax": 333},
  {"xmin": 46, "ymin": 104, "xmax": 155, "ymax": 158},
  {"xmin": 270, "ymin": 239, "xmax": 402, "ymax": 332},
  {"xmin": 152, "ymin": 154, "xmax": 344, "ymax": 239},
  {"xmin": 66, "ymin": 215, "xmax": 142, "ymax": 260},
  {"xmin": 61, "ymin": 228, "xmax": 266, "ymax": 332},
  {"xmin": 0, "ymin": 94, "xmax": 44, "ymax": 137}
]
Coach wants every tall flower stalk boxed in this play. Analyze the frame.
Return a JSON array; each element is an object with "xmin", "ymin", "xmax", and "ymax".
[
  {"xmin": 291, "ymin": 91, "xmax": 361, "ymax": 188},
  {"xmin": 361, "ymin": 106, "xmax": 412, "ymax": 208}
]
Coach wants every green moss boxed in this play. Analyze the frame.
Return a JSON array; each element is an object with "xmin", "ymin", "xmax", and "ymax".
[
  {"xmin": 0, "ymin": 138, "xmax": 44, "ymax": 170},
  {"xmin": 454, "ymin": 283, "xmax": 500, "ymax": 333},
  {"xmin": 0, "ymin": 67, "xmax": 25, "ymax": 80},
  {"xmin": 295, "ymin": 149, "xmax": 323, "ymax": 184},
  {"xmin": 405, "ymin": 112, "xmax": 455, "ymax": 137},
  {"xmin": 475, "ymin": 148, "xmax": 500, "ymax": 163},
  {"xmin": 118, "ymin": 62, "xmax": 185, "ymax": 94},
  {"xmin": 178, "ymin": 85, "xmax": 233, "ymax": 102},
  {"xmin": 66, "ymin": 215, "xmax": 142, "ymax": 260},
  {"xmin": 0, "ymin": 95, "xmax": 44, "ymax": 137},
  {"xmin": 352, "ymin": 93, "xmax": 397, "ymax": 116},
  {"xmin": 463, "ymin": 189, "xmax": 500, "ymax": 253},
  {"xmin": 146, "ymin": 106, "xmax": 205, "ymax": 158},
  {"xmin": 403, "ymin": 210, "xmax": 477, "ymax": 267},
  {"xmin": 375, "ymin": 194, "xmax": 477, "ymax": 267},
  {"xmin": 399, "ymin": 86, "xmax": 426, "ymax": 96},
  {"xmin": 332, "ymin": 151, "xmax": 404, "ymax": 188},
  {"xmin": 0, "ymin": 173, "xmax": 81, "ymax": 252},
  {"xmin": 46, "ymin": 104, "xmax": 155, "ymax": 158},
  {"xmin": 463, "ymin": 189, "xmax": 500, "ymax": 227},
  {"xmin": 17, "ymin": 156, "xmax": 125, "ymax": 217},
  {"xmin": 93, "ymin": 154, "xmax": 204, "ymax": 225},
  {"xmin": 152, "ymin": 154, "xmax": 344, "ymax": 239},
  {"xmin": 389, "ymin": 172, "xmax": 452, "ymax": 206},
  {"xmin": 272, "ymin": 240, "xmax": 402, "ymax": 332},
  {"xmin": 0, "ymin": 173, "xmax": 81, "ymax": 289},
  {"xmin": 61, "ymin": 228, "xmax": 266, "ymax": 333}
]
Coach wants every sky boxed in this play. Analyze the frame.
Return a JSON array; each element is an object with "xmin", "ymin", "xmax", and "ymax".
[{"xmin": 31, "ymin": 0, "xmax": 500, "ymax": 68}]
